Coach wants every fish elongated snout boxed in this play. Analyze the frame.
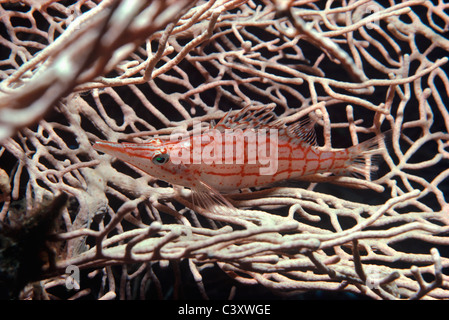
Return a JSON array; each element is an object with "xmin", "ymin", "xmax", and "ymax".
[{"xmin": 93, "ymin": 140, "xmax": 113, "ymax": 153}]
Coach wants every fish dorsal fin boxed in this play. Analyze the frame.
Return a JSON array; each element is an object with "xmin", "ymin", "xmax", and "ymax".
[
  {"xmin": 285, "ymin": 117, "xmax": 317, "ymax": 146},
  {"xmin": 214, "ymin": 105, "xmax": 317, "ymax": 146},
  {"xmin": 214, "ymin": 105, "xmax": 283, "ymax": 132}
]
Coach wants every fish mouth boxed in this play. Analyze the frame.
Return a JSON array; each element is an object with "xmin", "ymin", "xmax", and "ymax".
[
  {"xmin": 93, "ymin": 140, "xmax": 155, "ymax": 160},
  {"xmin": 93, "ymin": 141, "xmax": 134, "ymax": 156},
  {"xmin": 92, "ymin": 140, "xmax": 117, "ymax": 153}
]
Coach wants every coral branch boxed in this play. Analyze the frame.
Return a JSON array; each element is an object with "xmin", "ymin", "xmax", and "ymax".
[{"xmin": 0, "ymin": 0, "xmax": 448, "ymax": 300}]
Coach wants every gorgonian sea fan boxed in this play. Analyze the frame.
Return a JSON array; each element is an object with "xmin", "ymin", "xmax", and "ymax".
[{"xmin": 0, "ymin": 0, "xmax": 448, "ymax": 300}]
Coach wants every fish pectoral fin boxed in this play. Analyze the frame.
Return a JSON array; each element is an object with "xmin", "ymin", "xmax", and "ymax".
[{"xmin": 191, "ymin": 180, "xmax": 236, "ymax": 215}]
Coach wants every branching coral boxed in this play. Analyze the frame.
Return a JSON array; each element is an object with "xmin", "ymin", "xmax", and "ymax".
[{"xmin": 0, "ymin": 0, "xmax": 448, "ymax": 300}]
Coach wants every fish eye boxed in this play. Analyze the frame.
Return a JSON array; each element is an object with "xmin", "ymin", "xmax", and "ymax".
[{"xmin": 152, "ymin": 153, "xmax": 169, "ymax": 165}]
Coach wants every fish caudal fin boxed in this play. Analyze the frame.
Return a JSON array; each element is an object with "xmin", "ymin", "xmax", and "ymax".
[{"xmin": 346, "ymin": 130, "xmax": 392, "ymax": 180}]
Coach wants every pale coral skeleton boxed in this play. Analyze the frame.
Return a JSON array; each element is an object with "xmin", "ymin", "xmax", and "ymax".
[{"xmin": 0, "ymin": 0, "xmax": 448, "ymax": 300}]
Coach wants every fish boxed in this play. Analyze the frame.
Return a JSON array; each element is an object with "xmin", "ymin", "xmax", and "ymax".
[{"xmin": 93, "ymin": 105, "xmax": 389, "ymax": 213}]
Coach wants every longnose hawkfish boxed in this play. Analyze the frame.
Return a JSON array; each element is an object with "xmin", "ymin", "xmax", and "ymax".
[{"xmin": 93, "ymin": 105, "xmax": 389, "ymax": 213}]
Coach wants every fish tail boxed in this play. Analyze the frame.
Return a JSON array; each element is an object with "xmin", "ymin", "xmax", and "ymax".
[{"xmin": 346, "ymin": 130, "xmax": 392, "ymax": 180}]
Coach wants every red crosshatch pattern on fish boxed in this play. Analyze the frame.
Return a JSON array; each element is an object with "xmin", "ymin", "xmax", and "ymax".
[{"xmin": 94, "ymin": 105, "xmax": 389, "ymax": 213}]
